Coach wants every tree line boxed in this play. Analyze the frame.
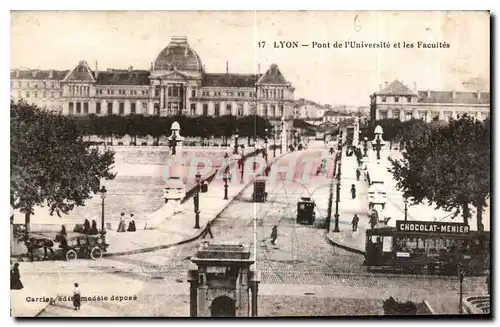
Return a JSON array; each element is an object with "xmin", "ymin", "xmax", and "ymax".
[{"xmin": 71, "ymin": 114, "xmax": 275, "ymax": 144}]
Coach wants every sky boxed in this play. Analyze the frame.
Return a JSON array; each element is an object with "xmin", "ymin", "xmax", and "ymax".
[{"xmin": 10, "ymin": 11, "xmax": 490, "ymax": 106}]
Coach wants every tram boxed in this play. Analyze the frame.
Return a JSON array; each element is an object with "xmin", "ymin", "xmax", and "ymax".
[{"xmin": 365, "ymin": 220, "xmax": 490, "ymax": 276}]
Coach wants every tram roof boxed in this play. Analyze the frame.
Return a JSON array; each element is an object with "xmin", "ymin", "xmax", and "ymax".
[{"xmin": 366, "ymin": 227, "xmax": 490, "ymax": 238}]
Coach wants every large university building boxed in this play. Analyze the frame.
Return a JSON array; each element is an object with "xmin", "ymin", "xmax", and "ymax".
[
  {"xmin": 370, "ymin": 80, "xmax": 490, "ymax": 122},
  {"xmin": 10, "ymin": 36, "xmax": 295, "ymax": 120}
]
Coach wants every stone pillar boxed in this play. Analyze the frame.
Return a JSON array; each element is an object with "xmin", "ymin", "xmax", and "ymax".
[
  {"xmin": 189, "ymin": 281, "xmax": 198, "ymax": 317},
  {"xmin": 251, "ymin": 284, "xmax": 258, "ymax": 316},
  {"xmin": 183, "ymin": 84, "xmax": 187, "ymax": 113},
  {"xmin": 160, "ymin": 85, "xmax": 165, "ymax": 110},
  {"xmin": 164, "ymin": 85, "xmax": 169, "ymax": 113}
]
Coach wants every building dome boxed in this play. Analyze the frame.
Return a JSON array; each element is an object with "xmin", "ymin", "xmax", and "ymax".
[{"xmin": 154, "ymin": 36, "xmax": 203, "ymax": 72}]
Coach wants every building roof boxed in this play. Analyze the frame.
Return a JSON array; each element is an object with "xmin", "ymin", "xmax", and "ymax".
[
  {"xmin": 202, "ymin": 73, "xmax": 260, "ymax": 88},
  {"xmin": 10, "ymin": 69, "xmax": 69, "ymax": 80},
  {"xmin": 324, "ymin": 110, "xmax": 353, "ymax": 117},
  {"xmin": 257, "ymin": 64, "xmax": 288, "ymax": 85},
  {"xmin": 376, "ymin": 80, "xmax": 417, "ymax": 96},
  {"xmin": 154, "ymin": 36, "xmax": 203, "ymax": 72},
  {"xmin": 64, "ymin": 61, "xmax": 96, "ymax": 83},
  {"xmin": 417, "ymin": 90, "xmax": 490, "ymax": 105},
  {"xmin": 96, "ymin": 70, "xmax": 151, "ymax": 86}
]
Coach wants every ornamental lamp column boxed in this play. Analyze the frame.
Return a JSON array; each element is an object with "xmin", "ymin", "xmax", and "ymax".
[
  {"xmin": 100, "ymin": 185, "xmax": 107, "ymax": 235},
  {"xmin": 194, "ymin": 173, "xmax": 201, "ymax": 229}
]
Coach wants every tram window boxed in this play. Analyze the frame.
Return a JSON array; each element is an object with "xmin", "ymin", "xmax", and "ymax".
[{"xmin": 382, "ymin": 236, "xmax": 392, "ymax": 252}]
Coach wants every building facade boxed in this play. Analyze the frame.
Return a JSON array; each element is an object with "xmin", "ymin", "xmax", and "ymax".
[
  {"xmin": 10, "ymin": 36, "xmax": 295, "ymax": 120},
  {"xmin": 322, "ymin": 110, "xmax": 356, "ymax": 124},
  {"xmin": 369, "ymin": 80, "xmax": 490, "ymax": 123}
]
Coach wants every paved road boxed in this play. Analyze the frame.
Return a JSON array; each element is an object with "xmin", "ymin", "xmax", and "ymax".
[{"xmin": 34, "ymin": 146, "xmax": 487, "ymax": 316}]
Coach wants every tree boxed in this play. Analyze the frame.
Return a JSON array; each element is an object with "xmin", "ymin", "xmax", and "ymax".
[
  {"xmin": 389, "ymin": 116, "xmax": 490, "ymax": 231},
  {"xmin": 10, "ymin": 101, "xmax": 116, "ymax": 231}
]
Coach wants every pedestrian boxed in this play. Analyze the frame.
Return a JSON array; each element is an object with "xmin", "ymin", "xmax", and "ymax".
[
  {"xmin": 73, "ymin": 283, "xmax": 81, "ymax": 310},
  {"xmin": 10, "ymin": 263, "xmax": 23, "ymax": 290},
  {"xmin": 329, "ymin": 147, "xmax": 334, "ymax": 155},
  {"xmin": 356, "ymin": 168, "xmax": 361, "ymax": 181},
  {"xmin": 201, "ymin": 220, "xmax": 214, "ymax": 239},
  {"xmin": 352, "ymin": 214, "xmax": 359, "ymax": 232},
  {"xmin": 89, "ymin": 220, "xmax": 98, "ymax": 235},
  {"xmin": 59, "ymin": 225, "xmax": 67, "ymax": 237},
  {"xmin": 127, "ymin": 214, "xmax": 136, "ymax": 232},
  {"xmin": 83, "ymin": 218, "xmax": 91, "ymax": 234},
  {"xmin": 370, "ymin": 210, "xmax": 378, "ymax": 229},
  {"xmin": 117, "ymin": 213, "xmax": 126, "ymax": 233},
  {"xmin": 270, "ymin": 225, "xmax": 278, "ymax": 245},
  {"xmin": 350, "ymin": 184, "xmax": 356, "ymax": 199},
  {"xmin": 265, "ymin": 165, "xmax": 271, "ymax": 177}
]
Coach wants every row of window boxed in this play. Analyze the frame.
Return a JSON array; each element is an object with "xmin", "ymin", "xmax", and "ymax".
[
  {"xmin": 380, "ymin": 96, "xmax": 413, "ymax": 103},
  {"xmin": 200, "ymin": 90, "xmax": 256, "ymax": 98},
  {"xmin": 69, "ymin": 85, "xmax": 90, "ymax": 97},
  {"xmin": 261, "ymin": 89, "xmax": 285, "ymax": 100},
  {"xmin": 68, "ymin": 101, "xmax": 149, "ymax": 115},
  {"xmin": 12, "ymin": 81, "xmax": 61, "ymax": 89},
  {"xmin": 378, "ymin": 110, "xmax": 488, "ymax": 121},
  {"xmin": 21, "ymin": 91, "xmax": 63, "ymax": 99},
  {"xmin": 95, "ymin": 89, "xmax": 150, "ymax": 96}
]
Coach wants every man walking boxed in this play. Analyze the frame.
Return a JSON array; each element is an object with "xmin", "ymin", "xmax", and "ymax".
[
  {"xmin": 201, "ymin": 220, "xmax": 214, "ymax": 239},
  {"xmin": 270, "ymin": 225, "xmax": 278, "ymax": 245},
  {"xmin": 351, "ymin": 214, "xmax": 359, "ymax": 232},
  {"xmin": 356, "ymin": 168, "xmax": 361, "ymax": 181},
  {"xmin": 350, "ymin": 184, "xmax": 357, "ymax": 199}
]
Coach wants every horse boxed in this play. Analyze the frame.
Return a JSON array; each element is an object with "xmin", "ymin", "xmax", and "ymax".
[{"xmin": 20, "ymin": 233, "xmax": 56, "ymax": 261}]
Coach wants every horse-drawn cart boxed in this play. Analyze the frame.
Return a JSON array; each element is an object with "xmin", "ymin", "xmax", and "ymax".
[{"xmin": 18, "ymin": 230, "xmax": 108, "ymax": 261}]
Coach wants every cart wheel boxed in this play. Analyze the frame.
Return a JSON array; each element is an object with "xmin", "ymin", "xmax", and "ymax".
[
  {"xmin": 65, "ymin": 249, "xmax": 78, "ymax": 261},
  {"xmin": 90, "ymin": 247, "xmax": 103, "ymax": 260}
]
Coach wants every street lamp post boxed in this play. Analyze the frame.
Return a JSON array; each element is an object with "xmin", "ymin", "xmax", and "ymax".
[
  {"xmin": 234, "ymin": 131, "xmax": 239, "ymax": 155},
  {"xmin": 264, "ymin": 128, "xmax": 268, "ymax": 161},
  {"xmin": 280, "ymin": 120, "xmax": 284, "ymax": 154},
  {"xmin": 100, "ymin": 186, "xmax": 107, "ymax": 235},
  {"xmin": 333, "ymin": 147, "xmax": 343, "ymax": 232},
  {"xmin": 404, "ymin": 197, "xmax": 408, "ymax": 221},
  {"xmin": 240, "ymin": 159, "xmax": 245, "ymax": 184},
  {"xmin": 223, "ymin": 173, "xmax": 229, "ymax": 200},
  {"xmin": 333, "ymin": 179, "xmax": 341, "ymax": 232},
  {"xmin": 194, "ymin": 173, "xmax": 201, "ymax": 229},
  {"xmin": 273, "ymin": 129, "xmax": 277, "ymax": 158},
  {"xmin": 457, "ymin": 263, "xmax": 465, "ymax": 314}
]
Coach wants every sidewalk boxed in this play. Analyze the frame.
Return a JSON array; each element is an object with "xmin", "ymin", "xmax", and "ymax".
[{"xmin": 326, "ymin": 149, "xmax": 370, "ymax": 254}]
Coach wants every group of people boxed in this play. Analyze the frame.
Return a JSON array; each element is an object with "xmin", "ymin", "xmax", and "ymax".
[
  {"xmin": 117, "ymin": 213, "xmax": 136, "ymax": 233},
  {"xmin": 81, "ymin": 219, "xmax": 99, "ymax": 235}
]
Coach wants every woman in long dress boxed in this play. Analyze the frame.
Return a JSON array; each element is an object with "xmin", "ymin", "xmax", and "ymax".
[
  {"xmin": 127, "ymin": 214, "xmax": 136, "ymax": 232},
  {"xmin": 89, "ymin": 220, "xmax": 98, "ymax": 235},
  {"xmin": 117, "ymin": 213, "xmax": 126, "ymax": 233},
  {"xmin": 10, "ymin": 263, "xmax": 23, "ymax": 290},
  {"xmin": 83, "ymin": 219, "xmax": 91, "ymax": 234}
]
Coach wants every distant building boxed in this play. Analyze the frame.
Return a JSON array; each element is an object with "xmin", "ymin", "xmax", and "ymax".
[
  {"xmin": 10, "ymin": 36, "xmax": 295, "ymax": 120},
  {"xmin": 322, "ymin": 110, "xmax": 355, "ymax": 124},
  {"xmin": 369, "ymin": 80, "xmax": 490, "ymax": 123},
  {"xmin": 293, "ymin": 101, "xmax": 327, "ymax": 119}
]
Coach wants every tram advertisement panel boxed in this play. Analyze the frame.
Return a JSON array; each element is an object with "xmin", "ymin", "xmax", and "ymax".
[{"xmin": 396, "ymin": 220, "xmax": 470, "ymax": 234}]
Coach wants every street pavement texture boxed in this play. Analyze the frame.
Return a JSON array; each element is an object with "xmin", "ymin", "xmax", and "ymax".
[{"xmin": 11, "ymin": 143, "xmax": 487, "ymax": 317}]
